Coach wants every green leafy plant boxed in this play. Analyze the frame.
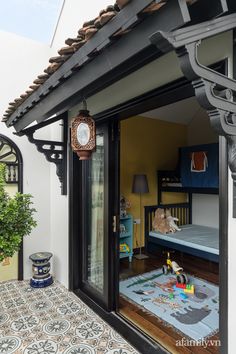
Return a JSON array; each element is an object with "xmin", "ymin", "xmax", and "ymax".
[{"xmin": 0, "ymin": 163, "xmax": 37, "ymax": 262}]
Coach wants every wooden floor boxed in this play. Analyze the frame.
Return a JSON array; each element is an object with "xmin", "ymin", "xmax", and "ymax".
[{"xmin": 119, "ymin": 251, "xmax": 219, "ymax": 354}]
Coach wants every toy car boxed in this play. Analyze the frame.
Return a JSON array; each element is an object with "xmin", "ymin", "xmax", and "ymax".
[{"xmin": 162, "ymin": 251, "xmax": 188, "ymax": 284}]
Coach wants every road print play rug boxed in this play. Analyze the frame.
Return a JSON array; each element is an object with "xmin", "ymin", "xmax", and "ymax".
[{"xmin": 120, "ymin": 269, "xmax": 219, "ymax": 341}]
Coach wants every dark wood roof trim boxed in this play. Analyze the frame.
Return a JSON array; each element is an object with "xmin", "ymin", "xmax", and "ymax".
[
  {"xmin": 11, "ymin": 0, "xmax": 191, "ymax": 132},
  {"xmin": 3, "ymin": 0, "xmax": 216, "ymax": 129},
  {"xmin": 151, "ymin": 12, "xmax": 236, "ymax": 51},
  {"xmin": 4, "ymin": 0, "xmax": 164, "ymax": 127}
]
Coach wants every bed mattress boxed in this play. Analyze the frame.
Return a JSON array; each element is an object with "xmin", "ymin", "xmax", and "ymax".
[{"xmin": 149, "ymin": 224, "xmax": 219, "ymax": 255}]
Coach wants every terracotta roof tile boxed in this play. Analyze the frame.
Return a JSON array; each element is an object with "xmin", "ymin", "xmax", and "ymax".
[
  {"xmin": 44, "ymin": 62, "xmax": 62, "ymax": 74},
  {"xmin": 71, "ymin": 40, "xmax": 87, "ymax": 51},
  {"xmin": 6, "ymin": 109, "xmax": 14, "ymax": 113},
  {"xmin": 58, "ymin": 46, "xmax": 75, "ymax": 56},
  {"xmin": 14, "ymin": 98, "xmax": 23, "ymax": 103},
  {"xmin": 65, "ymin": 37, "xmax": 83, "ymax": 46},
  {"xmin": 33, "ymin": 78, "xmax": 47, "ymax": 85},
  {"xmin": 100, "ymin": 11, "xmax": 117, "ymax": 26},
  {"xmin": 84, "ymin": 27, "xmax": 98, "ymax": 41},
  {"xmin": 37, "ymin": 73, "xmax": 49, "ymax": 80},
  {"xmin": 49, "ymin": 55, "xmax": 70, "ymax": 64}
]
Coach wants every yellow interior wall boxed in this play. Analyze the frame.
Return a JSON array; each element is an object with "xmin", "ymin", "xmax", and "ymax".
[
  {"xmin": 120, "ymin": 116, "xmax": 187, "ymax": 248},
  {"xmin": 0, "ymin": 184, "xmax": 18, "ymax": 281}
]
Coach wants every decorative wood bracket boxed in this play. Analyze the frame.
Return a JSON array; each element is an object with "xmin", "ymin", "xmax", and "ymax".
[
  {"xmin": 150, "ymin": 14, "xmax": 236, "ymax": 216},
  {"xmin": 16, "ymin": 114, "xmax": 68, "ymax": 195}
]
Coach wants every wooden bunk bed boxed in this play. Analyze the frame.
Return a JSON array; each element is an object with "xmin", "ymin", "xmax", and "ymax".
[{"xmin": 144, "ymin": 144, "xmax": 219, "ymax": 263}]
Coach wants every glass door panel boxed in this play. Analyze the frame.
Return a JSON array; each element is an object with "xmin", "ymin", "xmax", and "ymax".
[
  {"xmin": 80, "ymin": 122, "xmax": 119, "ymax": 310},
  {"xmin": 86, "ymin": 133, "xmax": 105, "ymax": 292}
]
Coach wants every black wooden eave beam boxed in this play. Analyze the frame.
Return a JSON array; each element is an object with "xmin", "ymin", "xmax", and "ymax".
[
  {"xmin": 15, "ymin": 114, "xmax": 63, "ymax": 136},
  {"xmin": 8, "ymin": 0, "xmax": 191, "ymax": 132},
  {"xmin": 150, "ymin": 12, "xmax": 236, "ymax": 52}
]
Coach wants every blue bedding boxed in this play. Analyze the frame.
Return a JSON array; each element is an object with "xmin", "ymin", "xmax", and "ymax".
[{"xmin": 149, "ymin": 224, "xmax": 219, "ymax": 255}]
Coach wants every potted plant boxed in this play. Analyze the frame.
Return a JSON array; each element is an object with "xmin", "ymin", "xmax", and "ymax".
[{"xmin": 0, "ymin": 163, "xmax": 37, "ymax": 263}]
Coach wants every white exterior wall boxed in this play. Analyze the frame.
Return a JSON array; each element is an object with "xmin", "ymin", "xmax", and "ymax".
[
  {"xmin": 49, "ymin": 123, "xmax": 69, "ymax": 287},
  {"xmin": 0, "ymin": 30, "xmax": 55, "ymax": 280}
]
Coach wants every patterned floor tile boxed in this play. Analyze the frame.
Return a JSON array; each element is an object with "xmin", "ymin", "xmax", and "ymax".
[{"xmin": 0, "ymin": 280, "xmax": 139, "ymax": 354}]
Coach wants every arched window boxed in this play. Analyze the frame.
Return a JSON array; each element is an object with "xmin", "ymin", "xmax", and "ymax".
[{"xmin": 0, "ymin": 134, "xmax": 23, "ymax": 280}]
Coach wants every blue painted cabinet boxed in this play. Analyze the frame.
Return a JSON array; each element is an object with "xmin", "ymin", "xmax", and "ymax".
[{"xmin": 119, "ymin": 215, "xmax": 133, "ymax": 262}]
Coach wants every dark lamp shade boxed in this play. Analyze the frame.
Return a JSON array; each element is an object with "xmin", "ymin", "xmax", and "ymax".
[{"xmin": 132, "ymin": 174, "xmax": 149, "ymax": 194}]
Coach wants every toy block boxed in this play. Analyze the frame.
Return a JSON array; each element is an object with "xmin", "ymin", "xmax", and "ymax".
[
  {"xmin": 179, "ymin": 292, "xmax": 188, "ymax": 300},
  {"xmin": 184, "ymin": 284, "xmax": 194, "ymax": 294},
  {"xmin": 175, "ymin": 283, "xmax": 186, "ymax": 289},
  {"xmin": 169, "ymin": 292, "xmax": 174, "ymax": 300}
]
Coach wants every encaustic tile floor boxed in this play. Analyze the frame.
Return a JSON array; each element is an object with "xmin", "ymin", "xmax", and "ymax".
[{"xmin": 0, "ymin": 280, "xmax": 139, "ymax": 354}]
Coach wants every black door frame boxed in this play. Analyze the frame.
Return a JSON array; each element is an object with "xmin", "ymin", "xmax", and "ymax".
[
  {"xmin": 69, "ymin": 121, "xmax": 120, "ymax": 310},
  {"xmin": 79, "ymin": 124, "xmax": 109, "ymax": 309},
  {"xmin": 69, "ymin": 61, "xmax": 228, "ymax": 354},
  {"xmin": 79, "ymin": 123, "xmax": 120, "ymax": 311}
]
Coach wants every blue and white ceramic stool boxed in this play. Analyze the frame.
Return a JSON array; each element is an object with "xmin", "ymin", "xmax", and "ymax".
[{"xmin": 29, "ymin": 252, "xmax": 53, "ymax": 288}]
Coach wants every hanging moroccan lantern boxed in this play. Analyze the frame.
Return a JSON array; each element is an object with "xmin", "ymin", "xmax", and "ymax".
[{"xmin": 71, "ymin": 109, "xmax": 96, "ymax": 160}]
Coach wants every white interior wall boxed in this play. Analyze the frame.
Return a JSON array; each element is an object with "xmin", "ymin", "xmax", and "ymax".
[
  {"xmin": 187, "ymin": 109, "xmax": 219, "ymax": 228},
  {"xmin": 191, "ymin": 194, "xmax": 219, "ymax": 227},
  {"xmin": 0, "ymin": 30, "xmax": 55, "ymax": 280}
]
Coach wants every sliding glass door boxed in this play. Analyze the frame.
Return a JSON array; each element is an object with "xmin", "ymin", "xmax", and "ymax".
[{"xmin": 80, "ymin": 122, "xmax": 119, "ymax": 310}]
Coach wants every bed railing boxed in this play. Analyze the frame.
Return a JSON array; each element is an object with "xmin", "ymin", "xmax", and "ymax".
[{"xmin": 144, "ymin": 203, "xmax": 190, "ymax": 241}]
